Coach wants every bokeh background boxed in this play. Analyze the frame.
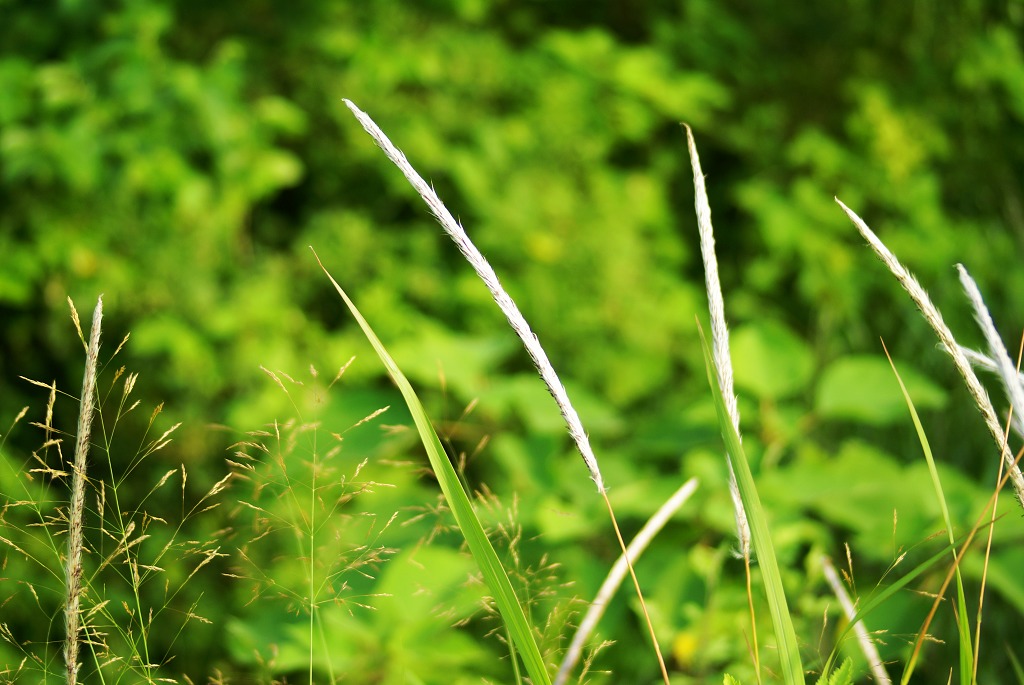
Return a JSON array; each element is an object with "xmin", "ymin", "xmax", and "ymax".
[{"xmin": 3, "ymin": 1, "xmax": 1024, "ymax": 682}]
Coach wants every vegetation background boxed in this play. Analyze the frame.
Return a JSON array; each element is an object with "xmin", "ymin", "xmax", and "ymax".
[{"xmin": 2, "ymin": 1, "xmax": 1024, "ymax": 682}]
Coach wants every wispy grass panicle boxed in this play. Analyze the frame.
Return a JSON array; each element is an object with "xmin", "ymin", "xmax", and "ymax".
[
  {"xmin": 65, "ymin": 295, "xmax": 102, "ymax": 685},
  {"xmin": 820, "ymin": 555, "xmax": 891, "ymax": 685},
  {"xmin": 683, "ymin": 124, "xmax": 751, "ymax": 559},
  {"xmin": 836, "ymin": 199, "xmax": 1024, "ymax": 508},
  {"xmin": 2, "ymin": 301, "xmax": 229, "ymax": 683}
]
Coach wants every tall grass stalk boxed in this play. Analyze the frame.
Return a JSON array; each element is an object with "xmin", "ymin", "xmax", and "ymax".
[
  {"xmin": 698, "ymin": 325, "xmax": 804, "ymax": 685},
  {"xmin": 836, "ymin": 198, "xmax": 1024, "ymax": 508},
  {"xmin": 342, "ymin": 99, "xmax": 670, "ymax": 683},
  {"xmin": 343, "ymin": 99, "xmax": 602, "ymax": 495},
  {"xmin": 683, "ymin": 125, "xmax": 751, "ymax": 561},
  {"xmin": 65, "ymin": 295, "xmax": 102, "ymax": 685},
  {"xmin": 683, "ymin": 124, "xmax": 768, "ymax": 681}
]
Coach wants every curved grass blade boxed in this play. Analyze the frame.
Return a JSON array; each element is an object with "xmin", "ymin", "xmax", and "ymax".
[
  {"xmin": 1007, "ymin": 646, "xmax": 1024, "ymax": 684},
  {"xmin": 882, "ymin": 342, "xmax": 974, "ymax": 685},
  {"xmin": 697, "ymin": 322, "xmax": 804, "ymax": 685},
  {"xmin": 314, "ymin": 250, "xmax": 551, "ymax": 685}
]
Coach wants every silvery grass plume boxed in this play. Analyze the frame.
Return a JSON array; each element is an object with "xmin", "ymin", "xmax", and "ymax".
[
  {"xmin": 836, "ymin": 199, "xmax": 1024, "ymax": 508},
  {"xmin": 820, "ymin": 555, "xmax": 891, "ymax": 685},
  {"xmin": 66, "ymin": 296, "xmax": 102, "ymax": 685},
  {"xmin": 957, "ymin": 265, "xmax": 1024, "ymax": 442},
  {"xmin": 344, "ymin": 100, "xmax": 672, "ymax": 684},
  {"xmin": 683, "ymin": 125, "xmax": 751, "ymax": 559},
  {"xmin": 960, "ymin": 347, "xmax": 1024, "ymax": 441},
  {"xmin": 342, "ymin": 98, "xmax": 604, "ymax": 493},
  {"xmin": 960, "ymin": 347, "xmax": 1024, "ymax": 398}
]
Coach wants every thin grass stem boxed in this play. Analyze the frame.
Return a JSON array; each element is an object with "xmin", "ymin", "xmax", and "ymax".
[
  {"xmin": 683, "ymin": 124, "xmax": 751, "ymax": 559},
  {"xmin": 973, "ymin": 334, "xmax": 1022, "ymax": 682}
]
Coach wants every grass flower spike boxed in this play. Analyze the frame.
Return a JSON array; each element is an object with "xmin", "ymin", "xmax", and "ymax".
[
  {"xmin": 343, "ymin": 99, "xmax": 604, "ymax": 493},
  {"xmin": 65, "ymin": 296, "xmax": 102, "ymax": 685},
  {"xmin": 684, "ymin": 124, "xmax": 751, "ymax": 559}
]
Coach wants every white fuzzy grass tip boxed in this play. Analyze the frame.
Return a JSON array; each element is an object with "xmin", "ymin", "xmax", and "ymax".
[
  {"xmin": 957, "ymin": 265, "xmax": 1024, "ymax": 442},
  {"xmin": 684, "ymin": 125, "xmax": 751, "ymax": 558}
]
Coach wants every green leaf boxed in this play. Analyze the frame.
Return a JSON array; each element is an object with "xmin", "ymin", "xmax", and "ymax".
[
  {"xmin": 316, "ymin": 252, "xmax": 552, "ymax": 685},
  {"xmin": 731, "ymin": 321, "xmax": 814, "ymax": 400},
  {"xmin": 815, "ymin": 355, "xmax": 947, "ymax": 425},
  {"xmin": 814, "ymin": 657, "xmax": 853, "ymax": 685}
]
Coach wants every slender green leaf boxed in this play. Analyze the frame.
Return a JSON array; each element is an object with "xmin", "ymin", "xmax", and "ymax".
[
  {"xmin": 316, "ymin": 252, "xmax": 551, "ymax": 685},
  {"xmin": 1007, "ymin": 645, "xmax": 1024, "ymax": 685},
  {"xmin": 698, "ymin": 324, "xmax": 805, "ymax": 685},
  {"xmin": 886, "ymin": 351, "xmax": 974, "ymax": 685}
]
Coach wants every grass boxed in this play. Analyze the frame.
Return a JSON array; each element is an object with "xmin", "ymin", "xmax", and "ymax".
[
  {"xmin": 1, "ymin": 298, "xmax": 229, "ymax": 683},
  {"xmin": 1, "ymin": 108, "xmax": 1022, "ymax": 683}
]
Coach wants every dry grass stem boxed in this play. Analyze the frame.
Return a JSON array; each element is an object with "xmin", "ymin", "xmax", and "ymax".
[
  {"xmin": 683, "ymin": 125, "xmax": 751, "ymax": 559},
  {"xmin": 836, "ymin": 199, "xmax": 1024, "ymax": 507},
  {"xmin": 65, "ymin": 295, "xmax": 103, "ymax": 685},
  {"xmin": 554, "ymin": 478, "xmax": 699, "ymax": 685},
  {"xmin": 342, "ymin": 98, "xmax": 604, "ymax": 493},
  {"xmin": 821, "ymin": 555, "xmax": 891, "ymax": 685}
]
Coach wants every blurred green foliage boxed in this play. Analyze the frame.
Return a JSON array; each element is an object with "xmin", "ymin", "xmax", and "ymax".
[{"xmin": 3, "ymin": 1, "xmax": 1024, "ymax": 682}]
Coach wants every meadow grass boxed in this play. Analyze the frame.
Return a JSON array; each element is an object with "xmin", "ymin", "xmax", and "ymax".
[
  {"xmin": 1, "ymin": 109, "xmax": 1023, "ymax": 684},
  {"xmin": 336, "ymin": 101, "xmax": 1023, "ymax": 685}
]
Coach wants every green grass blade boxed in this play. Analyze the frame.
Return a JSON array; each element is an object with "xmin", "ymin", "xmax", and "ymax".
[
  {"xmin": 315, "ymin": 252, "xmax": 551, "ymax": 685},
  {"xmin": 884, "ymin": 348, "xmax": 974, "ymax": 685},
  {"xmin": 697, "ymin": 324, "xmax": 805, "ymax": 685},
  {"xmin": 1007, "ymin": 645, "xmax": 1024, "ymax": 685}
]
